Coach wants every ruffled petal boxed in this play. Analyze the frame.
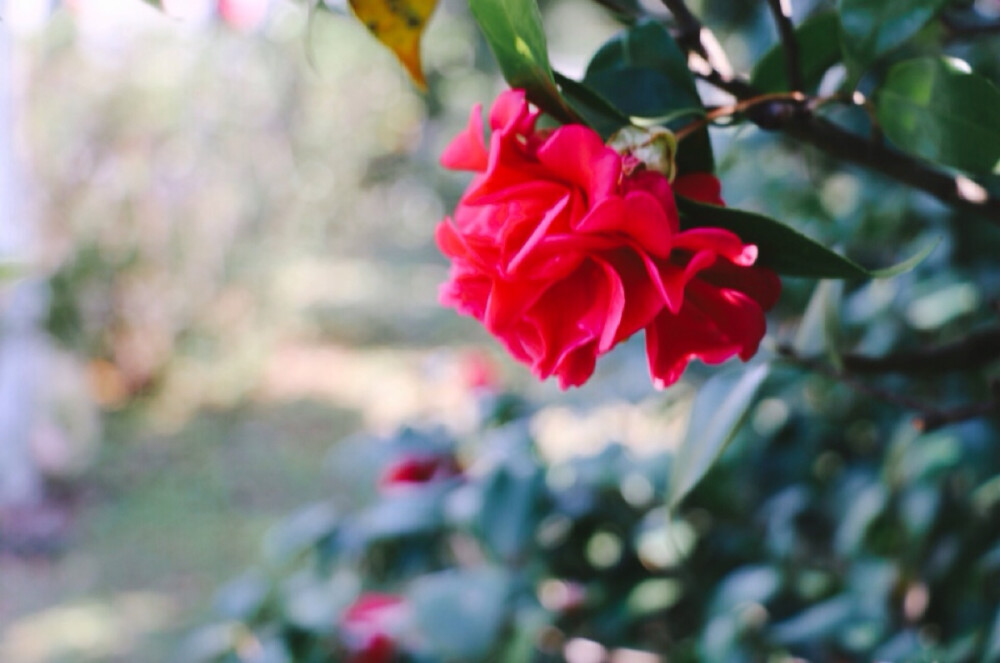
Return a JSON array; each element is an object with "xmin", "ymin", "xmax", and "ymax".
[
  {"xmin": 672, "ymin": 228, "xmax": 757, "ymax": 266},
  {"xmin": 573, "ymin": 190, "xmax": 672, "ymax": 257},
  {"xmin": 535, "ymin": 125, "xmax": 621, "ymax": 202},
  {"xmin": 623, "ymin": 169, "xmax": 680, "ymax": 234},
  {"xmin": 645, "ymin": 279, "xmax": 768, "ymax": 388},
  {"xmin": 489, "ymin": 89, "xmax": 538, "ymax": 136},
  {"xmin": 674, "ymin": 172, "xmax": 725, "ymax": 206},
  {"xmin": 440, "ymin": 104, "xmax": 489, "ymax": 172}
]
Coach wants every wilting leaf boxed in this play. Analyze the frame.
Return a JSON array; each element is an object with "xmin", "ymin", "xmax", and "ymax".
[{"xmin": 349, "ymin": 0, "xmax": 438, "ymax": 88}]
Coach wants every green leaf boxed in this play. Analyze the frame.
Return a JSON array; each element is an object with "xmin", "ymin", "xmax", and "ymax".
[
  {"xmin": 793, "ymin": 279, "xmax": 844, "ymax": 369},
  {"xmin": 668, "ymin": 364, "xmax": 769, "ymax": 508},
  {"xmin": 553, "ymin": 72, "xmax": 630, "ymax": 139},
  {"xmin": 583, "ymin": 19, "xmax": 713, "ymax": 174},
  {"xmin": 468, "ymin": 0, "xmax": 575, "ymax": 123},
  {"xmin": 875, "ymin": 57, "xmax": 1000, "ymax": 175},
  {"xmin": 410, "ymin": 568, "xmax": 511, "ymax": 659},
  {"xmin": 477, "ymin": 461, "xmax": 545, "ymax": 561},
  {"xmin": 676, "ymin": 197, "xmax": 937, "ymax": 279},
  {"xmin": 838, "ymin": 0, "xmax": 949, "ymax": 81},
  {"xmin": 751, "ymin": 12, "xmax": 842, "ymax": 93},
  {"xmin": 984, "ymin": 605, "xmax": 1000, "ymax": 663}
]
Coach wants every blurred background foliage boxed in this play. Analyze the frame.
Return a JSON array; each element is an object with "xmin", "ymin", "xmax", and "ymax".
[{"xmin": 0, "ymin": 0, "xmax": 998, "ymax": 661}]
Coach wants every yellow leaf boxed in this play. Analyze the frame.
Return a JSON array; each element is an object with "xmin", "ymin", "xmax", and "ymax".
[{"xmin": 348, "ymin": 0, "xmax": 438, "ymax": 89}]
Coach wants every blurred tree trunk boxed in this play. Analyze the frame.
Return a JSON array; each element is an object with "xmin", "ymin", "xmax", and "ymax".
[{"xmin": 0, "ymin": 0, "xmax": 43, "ymax": 507}]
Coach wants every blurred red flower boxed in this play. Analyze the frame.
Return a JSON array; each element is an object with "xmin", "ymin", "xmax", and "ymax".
[
  {"xmin": 341, "ymin": 593, "xmax": 407, "ymax": 663},
  {"xmin": 379, "ymin": 454, "xmax": 461, "ymax": 490},
  {"xmin": 436, "ymin": 90, "xmax": 780, "ymax": 389}
]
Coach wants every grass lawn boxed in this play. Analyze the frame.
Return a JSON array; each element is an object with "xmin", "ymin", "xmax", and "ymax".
[{"xmin": 1, "ymin": 399, "xmax": 360, "ymax": 663}]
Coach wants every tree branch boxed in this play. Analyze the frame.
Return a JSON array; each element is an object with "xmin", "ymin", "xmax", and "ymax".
[
  {"xmin": 841, "ymin": 326, "xmax": 1000, "ymax": 375},
  {"xmin": 777, "ymin": 346, "xmax": 1000, "ymax": 432},
  {"xmin": 659, "ymin": 0, "xmax": 734, "ymax": 78},
  {"xmin": 785, "ymin": 115, "xmax": 1000, "ymax": 226},
  {"xmin": 765, "ymin": 0, "xmax": 802, "ymax": 91},
  {"xmin": 695, "ymin": 72, "xmax": 1000, "ymax": 227}
]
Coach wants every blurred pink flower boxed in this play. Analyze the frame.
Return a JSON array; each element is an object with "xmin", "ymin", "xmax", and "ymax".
[{"xmin": 217, "ymin": 0, "xmax": 269, "ymax": 31}]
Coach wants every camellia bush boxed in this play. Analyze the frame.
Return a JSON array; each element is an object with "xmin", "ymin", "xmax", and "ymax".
[{"xmin": 142, "ymin": 0, "xmax": 1000, "ymax": 660}]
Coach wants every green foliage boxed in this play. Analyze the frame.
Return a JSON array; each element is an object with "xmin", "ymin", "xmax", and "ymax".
[
  {"xmin": 186, "ymin": 391, "xmax": 1000, "ymax": 662},
  {"xmin": 677, "ymin": 198, "xmax": 937, "ymax": 278},
  {"xmin": 582, "ymin": 20, "xmax": 713, "ymax": 173},
  {"xmin": 838, "ymin": 0, "xmax": 949, "ymax": 82},
  {"xmin": 467, "ymin": 0, "xmax": 576, "ymax": 122},
  {"xmin": 751, "ymin": 12, "xmax": 842, "ymax": 93},
  {"xmin": 876, "ymin": 57, "xmax": 1000, "ymax": 175},
  {"xmin": 583, "ymin": 20, "xmax": 702, "ymax": 119},
  {"xmin": 668, "ymin": 363, "xmax": 769, "ymax": 508}
]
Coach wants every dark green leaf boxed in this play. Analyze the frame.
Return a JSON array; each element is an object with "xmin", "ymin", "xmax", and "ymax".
[
  {"xmin": 553, "ymin": 72, "xmax": 630, "ymax": 139},
  {"xmin": 770, "ymin": 596, "xmax": 855, "ymax": 644},
  {"xmin": 838, "ymin": 0, "xmax": 949, "ymax": 80},
  {"xmin": 262, "ymin": 502, "xmax": 338, "ymax": 564},
  {"xmin": 875, "ymin": 57, "xmax": 1000, "ymax": 174},
  {"xmin": 677, "ymin": 197, "xmax": 937, "ymax": 278},
  {"xmin": 674, "ymin": 125, "xmax": 715, "ymax": 176},
  {"xmin": 793, "ymin": 279, "xmax": 844, "ymax": 369},
  {"xmin": 583, "ymin": 19, "xmax": 700, "ymax": 120},
  {"xmin": 752, "ymin": 12, "xmax": 842, "ymax": 93},
  {"xmin": 984, "ymin": 606, "xmax": 1000, "ymax": 663},
  {"xmin": 410, "ymin": 568, "xmax": 510, "ymax": 659},
  {"xmin": 584, "ymin": 68, "xmax": 698, "ymax": 119},
  {"xmin": 585, "ymin": 20, "xmax": 697, "ymax": 105},
  {"xmin": 478, "ymin": 461, "xmax": 545, "ymax": 561},
  {"xmin": 583, "ymin": 19, "xmax": 712, "ymax": 174},
  {"xmin": 468, "ymin": 0, "xmax": 575, "ymax": 122},
  {"xmin": 355, "ymin": 489, "xmax": 445, "ymax": 542},
  {"xmin": 668, "ymin": 364, "xmax": 769, "ymax": 508}
]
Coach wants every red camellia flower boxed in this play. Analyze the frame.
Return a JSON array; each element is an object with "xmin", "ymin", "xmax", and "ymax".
[
  {"xmin": 436, "ymin": 90, "xmax": 781, "ymax": 389},
  {"xmin": 378, "ymin": 454, "xmax": 462, "ymax": 490},
  {"xmin": 341, "ymin": 593, "xmax": 407, "ymax": 663}
]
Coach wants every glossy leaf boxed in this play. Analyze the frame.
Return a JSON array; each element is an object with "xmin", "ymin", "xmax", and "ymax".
[
  {"xmin": 751, "ymin": 12, "xmax": 842, "ymax": 93},
  {"xmin": 348, "ymin": 0, "xmax": 438, "ymax": 87},
  {"xmin": 553, "ymin": 72, "xmax": 629, "ymax": 139},
  {"xmin": 875, "ymin": 57, "xmax": 1000, "ymax": 175},
  {"xmin": 677, "ymin": 198, "xmax": 937, "ymax": 279},
  {"xmin": 838, "ymin": 0, "xmax": 948, "ymax": 80},
  {"xmin": 468, "ymin": 0, "xmax": 575, "ymax": 122},
  {"xmin": 668, "ymin": 364, "xmax": 769, "ymax": 508},
  {"xmin": 584, "ymin": 20, "xmax": 713, "ymax": 173}
]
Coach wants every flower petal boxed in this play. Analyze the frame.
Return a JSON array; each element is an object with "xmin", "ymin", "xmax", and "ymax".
[{"xmin": 440, "ymin": 103, "xmax": 488, "ymax": 171}]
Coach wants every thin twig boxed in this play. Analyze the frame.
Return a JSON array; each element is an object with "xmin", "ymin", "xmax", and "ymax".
[
  {"xmin": 765, "ymin": 0, "xmax": 803, "ymax": 91},
  {"xmin": 659, "ymin": 0, "xmax": 703, "ymax": 50},
  {"xmin": 777, "ymin": 346, "xmax": 1000, "ymax": 432},
  {"xmin": 659, "ymin": 0, "xmax": 734, "ymax": 78},
  {"xmin": 675, "ymin": 91, "xmax": 809, "ymax": 141}
]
